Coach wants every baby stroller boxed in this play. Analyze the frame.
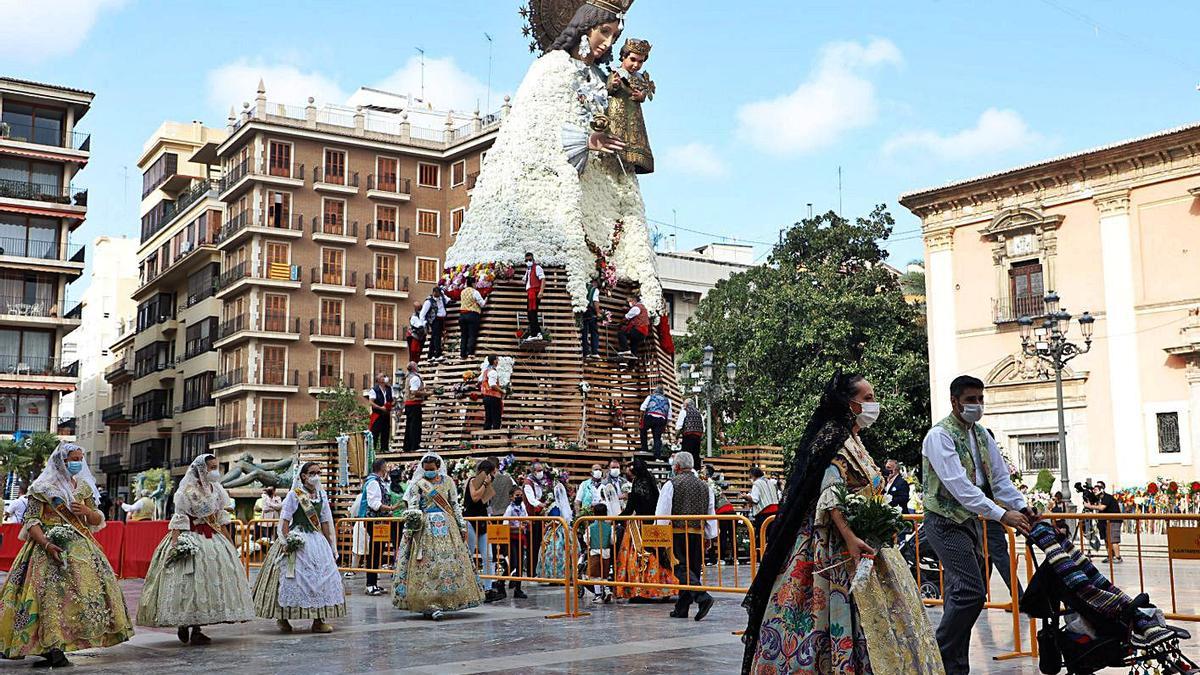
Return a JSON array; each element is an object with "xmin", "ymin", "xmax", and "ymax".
[
  {"xmin": 900, "ymin": 524, "xmax": 942, "ymax": 600},
  {"xmin": 1019, "ymin": 522, "xmax": 1196, "ymax": 674}
]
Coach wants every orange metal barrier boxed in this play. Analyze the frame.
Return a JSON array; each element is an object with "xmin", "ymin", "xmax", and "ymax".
[
  {"xmin": 462, "ymin": 515, "xmax": 576, "ymax": 618},
  {"xmin": 568, "ymin": 514, "xmax": 758, "ymax": 612},
  {"xmin": 241, "ymin": 518, "xmax": 280, "ymax": 576},
  {"xmin": 758, "ymin": 514, "xmax": 776, "ymax": 556},
  {"xmin": 334, "ymin": 516, "xmax": 405, "ymax": 576}
]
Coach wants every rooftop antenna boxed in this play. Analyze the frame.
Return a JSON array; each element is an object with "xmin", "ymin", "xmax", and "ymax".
[
  {"xmin": 416, "ymin": 47, "xmax": 426, "ymax": 101},
  {"xmin": 838, "ymin": 166, "xmax": 843, "ymax": 216},
  {"xmin": 807, "ymin": 202, "xmax": 813, "ymax": 219},
  {"xmin": 485, "ymin": 33, "xmax": 494, "ymax": 111}
]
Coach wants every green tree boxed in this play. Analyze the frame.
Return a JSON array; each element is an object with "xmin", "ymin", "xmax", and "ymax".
[
  {"xmin": 0, "ymin": 431, "xmax": 61, "ymax": 485},
  {"xmin": 680, "ymin": 206, "xmax": 930, "ymax": 468},
  {"xmin": 299, "ymin": 381, "xmax": 371, "ymax": 440},
  {"xmin": 899, "ymin": 258, "xmax": 926, "ymax": 300}
]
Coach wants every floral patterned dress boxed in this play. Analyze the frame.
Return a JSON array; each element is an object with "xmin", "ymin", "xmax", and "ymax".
[
  {"xmin": 0, "ymin": 484, "xmax": 133, "ymax": 658},
  {"xmin": 750, "ymin": 437, "xmax": 943, "ymax": 675},
  {"xmin": 392, "ymin": 475, "xmax": 484, "ymax": 613}
]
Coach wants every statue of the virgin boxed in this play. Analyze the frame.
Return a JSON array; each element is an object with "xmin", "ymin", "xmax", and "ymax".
[{"xmin": 444, "ymin": 0, "xmax": 663, "ymax": 314}]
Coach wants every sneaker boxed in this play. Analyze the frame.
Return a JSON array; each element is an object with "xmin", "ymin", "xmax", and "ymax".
[
  {"xmin": 366, "ymin": 586, "xmax": 385, "ymax": 596},
  {"xmin": 342, "ymin": 571, "xmax": 356, "ymax": 578},
  {"xmin": 1115, "ymin": 556, "xmax": 1124, "ymax": 564}
]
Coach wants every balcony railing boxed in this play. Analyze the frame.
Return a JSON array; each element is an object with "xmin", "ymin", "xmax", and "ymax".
[
  {"xmin": 158, "ymin": 179, "xmax": 216, "ymax": 224},
  {"xmin": 313, "ymin": 165, "xmax": 359, "ymax": 188},
  {"xmin": 366, "ymin": 174, "xmax": 412, "ymax": 195},
  {"xmin": 364, "ymin": 322, "xmax": 398, "ymax": 341},
  {"xmin": 312, "ymin": 215, "xmax": 358, "ymax": 239},
  {"xmin": 218, "ymin": 313, "xmax": 248, "ymax": 340},
  {"xmin": 0, "ymin": 122, "xmax": 91, "ymax": 150},
  {"xmin": 309, "ymin": 370, "xmax": 360, "ymax": 389},
  {"xmin": 101, "ymin": 404, "xmax": 129, "ymax": 423},
  {"xmin": 0, "ymin": 354, "xmax": 78, "ymax": 378},
  {"xmin": 98, "ymin": 452, "xmax": 124, "ymax": 473},
  {"xmin": 215, "ymin": 421, "xmax": 298, "ymax": 442},
  {"xmin": 0, "ymin": 236, "xmax": 85, "ymax": 263},
  {"xmin": 213, "ymin": 367, "xmax": 246, "ymax": 392},
  {"xmin": 366, "ymin": 224, "xmax": 411, "ymax": 244},
  {"xmin": 215, "ymin": 261, "xmax": 249, "ymax": 291},
  {"xmin": 104, "ymin": 355, "xmax": 131, "ymax": 381},
  {"xmin": 65, "ymin": 302, "xmax": 82, "ymax": 320},
  {"xmin": 261, "ymin": 313, "xmax": 300, "ymax": 335},
  {"xmin": 219, "ymin": 158, "xmax": 250, "ymax": 193},
  {"xmin": 310, "ymin": 267, "xmax": 357, "ymax": 288},
  {"xmin": 0, "ymin": 178, "xmax": 86, "ymax": 206},
  {"xmin": 0, "ymin": 294, "xmax": 62, "ymax": 319},
  {"xmin": 992, "ymin": 293, "xmax": 1047, "ymax": 324},
  {"xmin": 310, "ymin": 318, "xmax": 356, "ymax": 339},
  {"xmin": 129, "ymin": 442, "xmax": 166, "ymax": 471},
  {"xmin": 217, "ymin": 210, "xmax": 303, "ymax": 244},
  {"xmin": 365, "ymin": 274, "xmax": 409, "ymax": 293},
  {"xmin": 0, "ymin": 414, "xmax": 55, "ymax": 434},
  {"xmin": 259, "ymin": 367, "xmax": 299, "ymax": 387},
  {"xmin": 184, "ymin": 336, "xmax": 214, "ymax": 360}
]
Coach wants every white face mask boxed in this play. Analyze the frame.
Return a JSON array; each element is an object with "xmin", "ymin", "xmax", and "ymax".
[
  {"xmin": 306, "ymin": 475, "xmax": 321, "ymax": 489},
  {"xmin": 526, "ymin": 261, "xmax": 533, "ymax": 267},
  {"xmin": 960, "ymin": 403, "xmax": 984, "ymax": 424},
  {"xmin": 591, "ymin": 469, "xmax": 603, "ymax": 480},
  {"xmin": 207, "ymin": 470, "xmax": 220, "ymax": 482},
  {"xmin": 383, "ymin": 377, "xmax": 390, "ymax": 385},
  {"xmin": 609, "ymin": 468, "xmax": 620, "ymax": 478},
  {"xmin": 855, "ymin": 402, "xmax": 881, "ymax": 429}
]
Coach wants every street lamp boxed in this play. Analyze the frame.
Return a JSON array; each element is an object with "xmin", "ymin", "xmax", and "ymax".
[
  {"xmin": 678, "ymin": 345, "xmax": 736, "ymax": 458},
  {"xmin": 1017, "ymin": 292, "xmax": 1094, "ymax": 502}
]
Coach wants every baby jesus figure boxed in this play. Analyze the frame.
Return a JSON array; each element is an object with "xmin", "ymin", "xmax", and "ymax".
[{"xmin": 606, "ymin": 38, "xmax": 656, "ymax": 174}]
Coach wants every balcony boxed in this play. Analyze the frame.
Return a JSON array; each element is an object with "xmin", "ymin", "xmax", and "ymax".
[
  {"xmin": 309, "ymin": 317, "xmax": 356, "ymax": 345},
  {"xmin": 313, "ymin": 165, "xmax": 359, "ymax": 195},
  {"xmin": 129, "ymin": 441, "xmax": 167, "ymax": 472},
  {"xmin": 0, "ymin": 354, "xmax": 79, "ymax": 380},
  {"xmin": 101, "ymin": 403, "xmax": 130, "ymax": 426},
  {"xmin": 310, "ymin": 216, "xmax": 358, "ymax": 244},
  {"xmin": 366, "ymin": 174, "xmax": 412, "ymax": 202},
  {"xmin": 156, "ymin": 179, "xmax": 217, "ymax": 228},
  {"xmin": 219, "ymin": 158, "xmax": 304, "ymax": 201},
  {"xmin": 98, "ymin": 453, "xmax": 124, "ymax": 473},
  {"xmin": 183, "ymin": 336, "xmax": 214, "ymax": 361},
  {"xmin": 310, "ymin": 267, "xmax": 357, "ymax": 294},
  {"xmin": 365, "ymin": 224, "xmax": 411, "ymax": 250},
  {"xmin": 0, "ymin": 178, "xmax": 87, "ymax": 208},
  {"xmin": 213, "ymin": 313, "xmax": 301, "ymax": 349},
  {"xmin": 142, "ymin": 152, "xmax": 179, "ymax": 198},
  {"xmin": 0, "ymin": 414, "xmax": 57, "ymax": 435},
  {"xmin": 364, "ymin": 273, "xmax": 409, "ymax": 299},
  {"xmin": 0, "ymin": 295, "xmax": 81, "ymax": 327},
  {"xmin": 992, "ymin": 293, "xmax": 1047, "ymax": 324},
  {"xmin": 0, "ymin": 236, "xmax": 85, "ymax": 273},
  {"xmin": 0, "ymin": 122, "xmax": 91, "ymax": 152},
  {"xmin": 215, "ymin": 260, "xmax": 302, "ymax": 299},
  {"xmin": 364, "ymin": 322, "xmax": 404, "ymax": 348},
  {"xmin": 104, "ymin": 354, "xmax": 132, "ymax": 383},
  {"xmin": 213, "ymin": 421, "xmax": 298, "ymax": 445},
  {"xmin": 216, "ymin": 210, "xmax": 304, "ymax": 249},
  {"xmin": 213, "ymin": 366, "xmax": 300, "ymax": 398},
  {"xmin": 308, "ymin": 369, "xmax": 363, "ymax": 392}
]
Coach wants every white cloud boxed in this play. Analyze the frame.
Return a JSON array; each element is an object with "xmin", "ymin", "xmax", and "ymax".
[
  {"xmin": 0, "ymin": 0, "xmax": 125, "ymax": 63},
  {"xmin": 882, "ymin": 108, "xmax": 1044, "ymax": 161},
  {"xmin": 735, "ymin": 38, "xmax": 902, "ymax": 156},
  {"xmin": 206, "ymin": 60, "xmax": 347, "ymax": 115},
  {"xmin": 662, "ymin": 143, "xmax": 728, "ymax": 178},
  {"xmin": 371, "ymin": 56, "xmax": 497, "ymax": 113}
]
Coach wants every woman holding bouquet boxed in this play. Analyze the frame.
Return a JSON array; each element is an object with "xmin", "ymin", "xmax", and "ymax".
[
  {"xmin": 136, "ymin": 453, "xmax": 253, "ymax": 644},
  {"xmin": 535, "ymin": 470, "xmax": 573, "ymax": 579},
  {"xmin": 392, "ymin": 454, "xmax": 484, "ymax": 619},
  {"xmin": 741, "ymin": 372, "xmax": 942, "ymax": 674},
  {"xmin": 251, "ymin": 461, "xmax": 345, "ymax": 633},
  {"xmin": 0, "ymin": 443, "xmax": 132, "ymax": 668}
]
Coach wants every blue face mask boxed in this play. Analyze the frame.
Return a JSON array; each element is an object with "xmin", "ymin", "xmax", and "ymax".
[
  {"xmin": 423, "ymin": 470, "xmax": 438, "ymax": 480},
  {"xmin": 66, "ymin": 461, "xmax": 84, "ymax": 476}
]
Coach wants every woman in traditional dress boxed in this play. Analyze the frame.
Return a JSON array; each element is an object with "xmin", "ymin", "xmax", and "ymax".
[
  {"xmin": 445, "ymin": 0, "xmax": 664, "ymax": 315},
  {"xmin": 252, "ymin": 461, "xmax": 345, "ymax": 633},
  {"xmin": 0, "ymin": 443, "xmax": 132, "ymax": 668},
  {"xmin": 614, "ymin": 456, "xmax": 677, "ymax": 601},
  {"xmin": 392, "ymin": 454, "xmax": 485, "ymax": 620},
  {"xmin": 741, "ymin": 373, "xmax": 943, "ymax": 675},
  {"xmin": 534, "ymin": 471, "xmax": 573, "ymax": 579},
  {"xmin": 136, "ymin": 453, "xmax": 253, "ymax": 644}
]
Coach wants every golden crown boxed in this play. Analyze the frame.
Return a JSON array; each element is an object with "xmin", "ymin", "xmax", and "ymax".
[
  {"xmin": 587, "ymin": 0, "xmax": 634, "ymax": 14},
  {"xmin": 622, "ymin": 38, "xmax": 651, "ymax": 56}
]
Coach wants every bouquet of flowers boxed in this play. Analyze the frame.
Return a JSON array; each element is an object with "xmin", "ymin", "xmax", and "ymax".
[
  {"xmin": 403, "ymin": 509, "xmax": 424, "ymax": 533},
  {"xmin": 834, "ymin": 478, "xmax": 909, "ymax": 593},
  {"xmin": 284, "ymin": 532, "xmax": 305, "ymax": 554},
  {"xmin": 167, "ymin": 533, "xmax": 200, "ymax": 566},
  {"xmin": 45, "ymin": 525, "xmax": 76, "ymax": 554}
]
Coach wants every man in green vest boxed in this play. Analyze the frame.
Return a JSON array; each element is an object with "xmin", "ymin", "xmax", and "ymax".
[{"xmin": 921, "ymin": 375, "xmax": 1034, "ymax": 674}]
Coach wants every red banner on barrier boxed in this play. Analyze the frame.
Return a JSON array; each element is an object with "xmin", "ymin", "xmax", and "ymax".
[
  {"xmin": 0, "ymin": 521, "xmax": 124, "ymax": 573},
  {"xmin": 119, "ymin": 520, "xmax": 169, "ymax": 578},
  {"xmin": 0, "ymin": 523, "xmax": 22, "ymax": 571}
]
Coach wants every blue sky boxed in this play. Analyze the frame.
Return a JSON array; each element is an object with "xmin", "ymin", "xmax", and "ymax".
[{"xmin": 5, "ymin": 0, "xmax": 1200, "ymax": 295}]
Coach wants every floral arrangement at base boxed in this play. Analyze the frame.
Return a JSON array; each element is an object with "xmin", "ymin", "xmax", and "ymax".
[
  {"xmin": 524, "ymin": 433, "xmax": 583, "ymax": 453},
  {"xmin": 449, "ymin": 458, "xmax": 474, "ymax": 482},
  {"xmin": 439, "ymin": 262, "xmax": 516, "ymax": 301},
  {"xmin": 166, "ymin": 533, "xmax": 200, "ymax": 566},
  {"xmin": 452, "ymin": 371, "xmax": 480, "ymax": 400}
]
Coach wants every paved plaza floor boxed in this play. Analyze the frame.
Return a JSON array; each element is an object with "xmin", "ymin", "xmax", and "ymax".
[{"xmin": 0, "ymin": 566, "xmax": 1196, "ymax": 675}]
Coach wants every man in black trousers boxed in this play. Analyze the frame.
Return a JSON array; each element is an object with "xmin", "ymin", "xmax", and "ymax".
[{"xmin": 655, "ymin": 452, "xmax": 716, "ymax": 621}]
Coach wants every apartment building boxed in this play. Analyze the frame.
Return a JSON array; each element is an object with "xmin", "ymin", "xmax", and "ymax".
[
  {"xmin": 118, "ymin": 121, "xmax": 227, "ymax": 481},
  {"xmin": 0, "ymin": 78, "xmax": 92, "ymax": 440},
  {"xmin": 656, "ymin": 242, "xmax": 752, "ymax": 337},
  {"xmin": 209, "ymin": 83, "xmax": 500, "ymax": 470},
  {"xmin": 67, "ymin": 235, "xmax": 137, "ymax": 471}
]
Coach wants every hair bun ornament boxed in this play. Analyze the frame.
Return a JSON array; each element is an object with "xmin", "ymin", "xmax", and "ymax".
[{"xmin": 521, "ymin": 0, "xmax": 635, "ymax": 54}]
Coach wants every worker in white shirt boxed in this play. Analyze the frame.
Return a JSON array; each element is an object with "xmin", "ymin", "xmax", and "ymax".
[
  {"xmin": 421, "ymin": 286, "xmax": 448, "ymax": 361},
  {"xmin": 523, "ymin": 252, "xmax": 545, "ymax": 341},
  {"xmin": 655, "ymin": 452, "xmax": 717, "ymax": 621},
  {"xmin": 4, "ymin": 484, "xmax": 28, "ymax": 523},
  {"xmin": 617, "ymin": 296, "xmax": 650, "ymax": 358},
  {"xmin": 745, "ymin": 466, "xmax": 780, "ymax": 542},
  {"xmin": 405, "ymin": 302, "xmax": 427, "ymax": 363},
  {"xmin": 675, "ymin": 399, "xmax": 705, "ymax": 469}
]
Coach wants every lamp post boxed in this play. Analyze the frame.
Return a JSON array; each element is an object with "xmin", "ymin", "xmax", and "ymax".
[
  {"xmin": 678, "ymin": 345, "xmax": 737, "ymax": 458},
  {"xmin": 1017, "ymin": 291, "xmax": 1095, "ymax": 502}
]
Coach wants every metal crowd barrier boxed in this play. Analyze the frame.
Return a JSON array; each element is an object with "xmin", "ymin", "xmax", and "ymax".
[
  {"xmin": 463, "ymin": 515, "xmax": 576, "ymax": 618},
  {"xmin": 241, "ymin": 518, "xmax": 280, "ymax": 576},
  {"xmin": 334, "ymin": 517, "xmax": 406, "ymax": 576}
]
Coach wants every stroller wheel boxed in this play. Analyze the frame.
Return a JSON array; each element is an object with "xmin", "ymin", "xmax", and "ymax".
[{"xmin": 919, "ymin": 580, "xmax": 941, "ymax": 600}]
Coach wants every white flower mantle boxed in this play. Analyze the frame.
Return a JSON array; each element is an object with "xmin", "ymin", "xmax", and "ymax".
[{"xmin": 445, "ymin": 50, "xmax": 664, "ymax": 314}]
